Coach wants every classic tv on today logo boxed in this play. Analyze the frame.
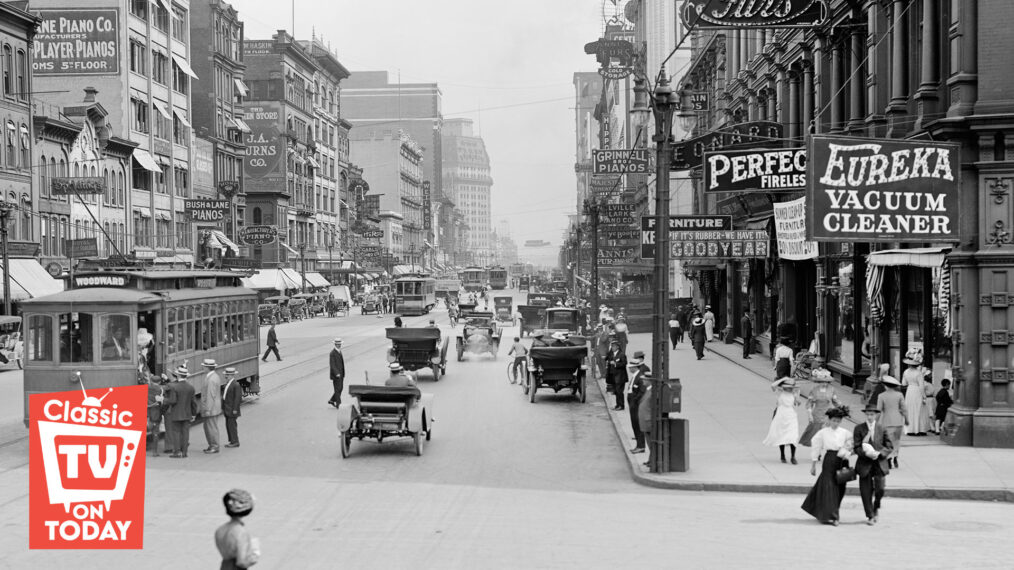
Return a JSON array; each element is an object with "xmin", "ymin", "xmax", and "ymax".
[{"xmin": 29, "ymin": 382, "xmax": 147, "ymax": 549}]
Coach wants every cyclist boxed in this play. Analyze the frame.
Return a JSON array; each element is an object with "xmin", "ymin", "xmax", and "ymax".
[{"xmin": 507, "ymin": 336, "xmax": 528, "ymax": 384}]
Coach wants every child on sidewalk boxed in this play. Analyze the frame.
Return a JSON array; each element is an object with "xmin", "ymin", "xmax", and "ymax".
[{"xmin": 934, "ymin": 379, "xmax": 953, "ymax": 435}]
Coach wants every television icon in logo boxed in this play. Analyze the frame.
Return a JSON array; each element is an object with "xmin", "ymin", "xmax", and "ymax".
[{"xmin": 30, "ymin": 378, "xmax": 147, "ymax": 549}]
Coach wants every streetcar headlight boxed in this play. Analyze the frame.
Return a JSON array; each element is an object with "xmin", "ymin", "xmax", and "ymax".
[{"xmin": 386, "ymin": 350, "xmax": 397, "ymax": 363}]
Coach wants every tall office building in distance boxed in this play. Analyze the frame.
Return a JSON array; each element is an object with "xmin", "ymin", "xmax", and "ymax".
[{"xmin": 442, "ymin": 118, "xmax": 492, "ymax": 265}]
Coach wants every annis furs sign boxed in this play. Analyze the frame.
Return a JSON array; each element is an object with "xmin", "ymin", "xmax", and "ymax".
[{"xmin": 806, "ymin": 136, "xmax": 960, "ymax": 243}]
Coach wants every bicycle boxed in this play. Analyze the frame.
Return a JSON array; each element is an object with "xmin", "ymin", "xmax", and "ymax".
[{"xmin": 506, "ymin": 357, "xmax": 527, "ymax": 385}]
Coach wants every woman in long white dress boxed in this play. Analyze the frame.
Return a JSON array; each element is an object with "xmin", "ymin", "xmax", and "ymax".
[
  {"xmin": 763, "ymin": 376, "xmax": 801, "ymax": 464},
  {"xmin": 703, "ymin": 306, "xmax": 716, "ymax": 342},
  {"xmin": 902, "ymin": 349, "xmax": 930, "ymax": 435}
]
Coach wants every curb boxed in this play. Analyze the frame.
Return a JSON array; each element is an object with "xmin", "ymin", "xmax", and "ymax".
[{"xmin": 593, "ymin": 357, "xmax": 1014, "ymax": 502}]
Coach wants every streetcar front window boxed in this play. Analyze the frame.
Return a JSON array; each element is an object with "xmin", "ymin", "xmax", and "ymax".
[
  {"xmin": 59, "ymin": 312, "xmax": 95, "ymax": 363},
  {"xmin": 28, "ymin": 315, "xmax": 53, "ymax": 362},
  {"xmin": 100, "ymin": 314, "xmax": 132, "ymax": 362}
]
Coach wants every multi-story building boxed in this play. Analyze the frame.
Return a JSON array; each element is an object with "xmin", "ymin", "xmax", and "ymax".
[
  {"xmin": 349, "ymin": 130, "xmax": 424, "ymax": 268},
  {"xmin": 242, "ymin": 30, "xmax": 318, "ymax": 267},
  {"xmin": 441, "ymin": 119, "xmax": 493, "ymax": 265},
  {"xmin": 189, "ymin": 0, "xmax": 247, "ymax": 255},
  {"xmin": 298, "ymin": 38, "xmax": 350, "ymax": 278},
  {"xmin": 33, "ymin": 0, "xmax": 200, "ymax": 264},
  {"xmin": 679, "ymin": 0, "xmax": 1014, "ymax": 448},
  {"xmin": 342, "ymin": 71, "xmax": 443, "ymax": 262},
  {"xmin": 573, "ymin": 72, "xmax": 601, "ymax": 211}
]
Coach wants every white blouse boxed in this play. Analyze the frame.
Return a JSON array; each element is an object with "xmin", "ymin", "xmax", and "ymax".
[{"xmin": 810, "ymin": 426, "xmax": 854, "ymax": 462}]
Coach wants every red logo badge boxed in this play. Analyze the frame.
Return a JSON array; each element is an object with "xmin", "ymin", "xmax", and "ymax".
[{"xmin": 29, "ymin": 384, "xmax": 147, "ymax": 549}]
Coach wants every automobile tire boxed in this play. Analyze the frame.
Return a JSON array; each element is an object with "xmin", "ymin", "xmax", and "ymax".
[
  {"xmin": 432, "ymin": 365, "xmax": 441, "ymax": 381},
  {"xmin": 414, "ymin": 431, "xmax": 424, "ymax": 456},
  {"xmin": 456, "ymin": 347, "xmax": 463, "ymax": 362},
  {"xmin": 16, "ymin": 356, "xmax": 22, "ymax": 369},
  {"xmin": 340, "ymin": 431, "xmax": 351, "ymax": 458},
  {"xmin": 579, "ymin": 373, "xmax": 587, "ymax": 403},
  {"xmin": 529, "ymin": 378, "xmax": 537, "ymax": 403},
  {"xmin": 522, "ymin": 372, "xmax": 530, "ymax": 395}
]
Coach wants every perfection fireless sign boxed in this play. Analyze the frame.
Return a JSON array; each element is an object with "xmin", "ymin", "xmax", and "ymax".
[
  {"xmin": 806, "ymin": 136, "xmax": 960, "ymax": 242},
  {"xmin": 30, "ymin": 385, "xmax": 147, "ymax": 548}
]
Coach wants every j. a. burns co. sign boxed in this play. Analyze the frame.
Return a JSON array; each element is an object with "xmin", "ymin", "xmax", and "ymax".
[{"xmin": 681, "ymin": 0, "xmax": 827, "ymax": 29}]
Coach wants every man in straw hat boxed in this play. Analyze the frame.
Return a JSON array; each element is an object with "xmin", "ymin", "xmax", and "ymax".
[
  {"xmin": 876, "ymin": 373, "xmax": 907, "ymax": 469},
  {"xmin": 201, "ymin": 359, "xmax": 223, "ymax": 454},
  {"xmin": 328, "ymin": 338, "xmax": 346, "ymax": 408},
  {"xmin": 385, "ymin": 362, "xmax": 416, "ymax": 387},
  {"xmin": 222, "ymin": 367, "xmax": 243, "ymax": 448},
  {"xmin": 625, "ymin": 351, "xmax": 650, "ymax": 455},
  {"xmin": 165, "ymin": 364, "xmax": 197, "ymax": 458},
  {"xmin": 853, "ymin": 402, "xmax": 894, "ymax": 525}
]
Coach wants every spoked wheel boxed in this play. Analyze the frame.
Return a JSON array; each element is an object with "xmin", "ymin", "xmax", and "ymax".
[
  {"xmin": 507, "ymin": 361, "xmax": 517, "ymax": 384},
  {"xmin": 529, "ymin": 378, "xmax": 537, "ymax": 403},
  {"xmin": 579, "ymin": 374, "xmax": 587, "ymax": 403},
  {"xmin": 340, "ymin": 431, "xmax": 352, "ymax": 458},
  {"xmin": 414, "ymin": 431, "xmax": 424, "ymax": 456}
]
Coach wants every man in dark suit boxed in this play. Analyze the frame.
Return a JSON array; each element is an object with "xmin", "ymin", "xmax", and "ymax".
[
  {"xmin": 165, "ymin": 365, "xmax": 197, "ymax": 458},
  {"xmin": 222, "ymin": 367, "xmax": 243, "ymax": 448},
  {"xmin": 606, "ymin": 341, "xmax": 628, "ymax": 410},
  {"xmin": 853, "ymin": 403, "xmax": 894, "ymax": 525},
  {"xmin": 262, "ymin": 323, "xmax": 281, "ymax": 361},
  {"xmin": 741, "ymin": 310, "xmax": 754, "ymax": 359},
  {"xmin": 625, "ymin": 351, "xmax": 649, "ymax": 454},
  {"xmin": 328, "ymin": 338, "xmax": 345, "ymax": 407}
]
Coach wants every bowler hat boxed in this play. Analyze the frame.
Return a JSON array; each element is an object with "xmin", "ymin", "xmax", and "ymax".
[{"xmin": 863, "ymin": 402, "xmax": 882, "ymax": 413}]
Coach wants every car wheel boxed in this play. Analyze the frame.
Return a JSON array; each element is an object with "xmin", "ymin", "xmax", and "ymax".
[
  {"xmin": 522, "ymin": 371, "xmax": 530, "ymax": 395},
  {"xmin": 414, "ymin": 431, "xmax": 424, "ymax": 456},
  {"xmin": 579, "ymin": 374, "xmax": 587, "ymax": 403},
  {"xmin": 432, "ymin": 365, "xmax": 441, "ymax": 381},
  {"xmin": 16, "ymin": 356, "xmax": 22, "ymax": 369},
  {"xmin": 529, "ymin": 377, "xmax": 537, "ymax": 403},
  {"xmin": 340, "ymin": 431, "xmax": 351, "ymax": 458},
  {"xmin": 456, "ymin": 347, "xmax": 463, "ymax": 362}
]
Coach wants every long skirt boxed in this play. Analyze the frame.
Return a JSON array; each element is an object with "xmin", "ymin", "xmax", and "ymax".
[
  {"xmin": 798, "ymin": 418, "xmax": 825, "ymax": 447},
  {"xmin": 801, "ymin": 452, "xmax": 848, "ymax": 523}
]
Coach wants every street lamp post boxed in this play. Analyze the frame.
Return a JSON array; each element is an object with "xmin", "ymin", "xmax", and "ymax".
[
  {"xmin": 633, "ymin": 71, "xmax": 680, "ymax": 473},
  {"xmin": 299, "ymin": 242, "xmax": 307, "ymax": 293},
  {"xmin": 0, "ymin": 201, "xmax": 12, "ymax": 316}
]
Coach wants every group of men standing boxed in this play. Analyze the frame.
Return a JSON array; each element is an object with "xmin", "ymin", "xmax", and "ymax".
[{"xmin": 147, "ymin": 359, "xmax": 243, "ymax": 458}]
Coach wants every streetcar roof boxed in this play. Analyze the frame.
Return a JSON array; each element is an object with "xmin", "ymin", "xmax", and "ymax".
[
  {"xmin": 0, "ymin": 315, "xmax": 20, "ymax": 325},
  {"xmin": 20, "ymin": 286, "xmax": 256, "ymax": 309}
]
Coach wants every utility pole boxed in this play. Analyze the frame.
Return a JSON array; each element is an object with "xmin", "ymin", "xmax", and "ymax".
[
  {"xmin": 0, "ymin": 202, "xmax": 11, "ymax": 316},
  {"xmin": 299, "ymin": 242, "xmax": 307, "ymax": 292}
]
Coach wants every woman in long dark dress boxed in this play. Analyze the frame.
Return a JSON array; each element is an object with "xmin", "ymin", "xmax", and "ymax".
[{"xmin": 801, "ymin": 406, "xmax": 853, "ymax": 525}]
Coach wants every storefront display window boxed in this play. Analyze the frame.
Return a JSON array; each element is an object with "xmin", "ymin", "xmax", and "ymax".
[
  {"xmin": 831, "ymin": 261, "xmax": 855, "ymax": 365},
  {"xmin": 930, "ymin": 267, "xmax": 952, "ymax": 381}
]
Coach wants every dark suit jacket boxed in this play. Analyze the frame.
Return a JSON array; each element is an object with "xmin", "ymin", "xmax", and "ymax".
[
  {"xmin": 853, "ymin": 422, "xmax": 893, "ymax": 477},
  {"xmin": 165, "ymin": 381, "xmax": 197, "ymax": 422},
  {"xmin": 607, "ymin": 351, "xmax": 628, "ymax": 383},
  {"xmin": 628, "ymin": 365, "xmax": 649, "ymax": 402},
  {"xmin": 741, "ymin": 316, "xmax": 753, "ymax": 338},
  {"xmin": 266, "ymin": 328, "xmax": 278, "ymax": 347},
  {"xmin": 222, "ymin": 378, "xmax": 243, "ymax": 418},
  {"xmin": 330, "ymin": 348, "xmax": 345, "ymax": 380}
]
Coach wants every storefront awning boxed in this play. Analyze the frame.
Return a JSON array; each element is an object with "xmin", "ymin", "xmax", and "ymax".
[
  {"xmin": 305, "ymin": 272, "xmax": 330, "ymax": 288},
  {"xmin": 279, "ymin": 268, "xmax": 303, "ymax": 289},
  {"xmin": 392, "ymin": 264, "xmax": 425, "ymax": 276},
  {"xmin": 172, "ymin": 54, "xmax": 199, "ymax": 79},
  {"xmin": 231, "ymin": 117, "xmax": 252, "ymax": 133},
  {"xmin": 173, "ymin": 108, "xmax": 192, "ymax": 128},
  {"xmin": 207, "ymin": 230, "xmax": 240, "ymax": 255},
  {"xmin": 1, "ymin": 259, "xmax": 65, "ymax": 301},
  {"xmin": 152, "ymin": 100, "xmax": 172, "ymax": 120},
  {"xmin": 743, "ymin": 214, "xmax": 773, "ymax": 231},
  {"xmin": 132, "ymin": 149, "xmax": 161, "ymax": 173},
  {"xmin": 281, "ymin": 242, "xmax": 299, "ymax": 256},
  {"xmin": 233, "ymin": 78, "xmax": 249, "ymax": 97},
  {"xmin": 867, "ymin": 247, "xmax": 950, "ymax": 268},
  {"xmin": 242, "ymin": 269, "xmax": 292, "ymax": 292}
]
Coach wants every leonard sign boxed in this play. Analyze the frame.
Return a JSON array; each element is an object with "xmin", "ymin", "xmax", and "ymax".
[{"xmin": 806, "ymin": 136, "xmax": 960, "ymax": 243}]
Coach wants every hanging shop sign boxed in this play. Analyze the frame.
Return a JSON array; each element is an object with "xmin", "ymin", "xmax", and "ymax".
[
  {"xmin": 805, "ymin": 135, "xmax": 960, "ymax": 242},
  {"xmin": 716, "ymin": 193, "xmax": 772, "ymax": 218},
  {"xmin": 422, "ymin": 181, "xmax": 432, "ymax": 231},
  {"xmin": 600, "ymin": 203, "xmax": 636, "ymax": 225},
  {"xmin": 598, "ymin": 246, "xmax": 639, "ymax": 266},
  {"xmin": 360, "ymin": 230, "xmax": 384, "ymax": 239},
  {"xmin": 238, "ymin": 225, "xmax": 277, "ymax": 246},
  {"xmin": 51, "ymin": 177, "xmax": 106, "ymax": 196},
  {"xmin": 593, "ymin": 149, "xmax": 652, "ymax": 174},
  {"xmin": 772, "ymin": 197, "xmax": 818, "ymax": 260},
  {"xmin": 689, "ymin": 92, "xmax": 709, "ymax": 112},
  {"xmin": 33, "ymin": 9, "xmax": 120, "ymax": 75},
  {"xmin": 671, "ymin": 121, "xmax": 783, "ymax": 171},
  {"xmin": 668, "ymin": 230, "xmax": 770, "ymax": 259},
  {"xmin": 681, "ymin": 0, "xmax": 828, "ymax": 29},
  {"xmin": 584, "ymin": 38, "xmax": 635, "ymax": 80},
  {"xmin": 640, "ymin": 216, "xmax": 733, "ymax": 258},
  {"xmin": 244, "ymin": 103, "xmax": 284, "ymax": 193},
  {"xmin": 7, "ymin": 240, "xmax": 41, "ymax": 258},
  {"xmin": 183, "ymin": 199, "xmax": 230, "ymax": 222},
  {"xmin": 64, "ymin": 238, "xmax": 98, "ymax": 259},
  {"xmin": 704, "ymin": 147, "xmax": 806, "ymax": 192},
  {"xmin": 590, "ymin": 174, "xmax": 621, "ymax": 198}
]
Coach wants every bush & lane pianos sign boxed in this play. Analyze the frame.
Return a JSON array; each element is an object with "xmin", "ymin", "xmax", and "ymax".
[{"xmin": 805, "ymin": 135, "xmax": 960, "ymax": 242}]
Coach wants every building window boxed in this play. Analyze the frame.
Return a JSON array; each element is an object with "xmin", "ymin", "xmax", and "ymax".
[
  {"xmin": 173, "ymin": 114, "xmax": 188, "ymax": 145},
  {"xmin": 15, "ymin": 49, "xmax": 25, "ymax": 100},
  {"xmin": 129, "ymin": 39, "xmax": 147, "ymax": 76},
  {"xmin": 153, "ymin": 3, "xmax": 170, "ymax": 31},
  {"xmin": 174, "ymin": 166, "xmax": 189, "ymax": 197},
  {"xmin": 129, "ymin": 0, "xmax": 147, "ymax": 20},
  {"xmin": 155, "ymin": 165, "xmax": 167, "ymax": 194},
  {"xmin": 2, "ymin": 44, "xmax": 10, "ymax": 96},
  {"xmin": 132, "ymin": 161, "xmax": 151, "ymax": 191},
  {"xmin": 171, "ymin": 8, "xmax": 187, "ymax": 42},
  {"xmin": 131, "ymin": 97, "xmax": 149, "ymax": 133},
  {"xmin": 5, "ymin": 122, "xmax": 14, "ymax": 167},
  {"xmin": 20, "ymin": 125, "xmax": 28, "ymax": 169},
  {"xmin": 172, "ymin": 61, "xmax": 189, "ymax": 94},
  {"xmin": 152, "ymin": 50, "xmax": 168, "ymax": 84}
]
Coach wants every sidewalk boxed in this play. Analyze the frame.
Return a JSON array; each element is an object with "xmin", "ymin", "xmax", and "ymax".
[{"xmin": 596, "ymin": 332, "xmax": 1014, "ymax": 502}]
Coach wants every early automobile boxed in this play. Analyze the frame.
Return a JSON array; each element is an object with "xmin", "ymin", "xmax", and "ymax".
[
  {"xmin": 337, "ymin": 384, "xmax": 434, "ymax": 458},
  {"xmin": 526, "ymin": 293, "xmax": 553, "ymax": 307},
  {"xmin": 525, "ymin": 334, "xmax": 589, "ymax": 403},
  {"xmin": 288, "ymin": 297, "xmax": 308, "ymax": 320},
  {"xmin": 257, "ymin": 303, "xmax": 278, "ymax": 325},
  {"xmin": 263, "ymin": 295, "xmax": 292, "ymax": 323},
  {"xmin": 455, "ymin": 311, "xmax": 501, "ymax": 361},
  {"xmin": 292, "ymin": 293, "xmax": 323, "ymax": 317},
  {"xmin": 493, "ymin": 296, "xmax": 514, "ymax": 325},
  {"xmin": 517, "ymin": 304, "xmax": 547, "ymax": 337},
  {"xmin": 385, "ymin": 327, "xmax": 449, "ymax": 380},
  {"xmin": 536, "ymin": 307, "xmax": 584, "ymax": 336},
  {"xmin": 0, "ymin": 316, "xmax": 23, "ymax": 368},
  {"xmin": 361, "ymin": 295, "xmax": 381, "ymax": 315}
]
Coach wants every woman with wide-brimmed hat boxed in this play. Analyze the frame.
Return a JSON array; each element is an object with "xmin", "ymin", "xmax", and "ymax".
[
  {"xmin": 763, "ymin": 376, "xmax": 802, "ymax": 464},
  {"xmin": 801, "ymin": 405, "xmax": 854, "ymax": 526},
  {"xmin": 703, "ymin": 305, "xmax": 716, "ymax": 342},
  {"xmin": 876, "ymin": 374, "xmax": 908, "ymax": 468},
  {"xmin": 799, "ymin": 368, "xmax": 841, "ymax": 446},
  {"xmin": 901, "ymin": 348, "xmax": 930, "ymax": 436},
  {"xmin": 689, "ymin": 315, "xmax": 707, "ymax": 360}
]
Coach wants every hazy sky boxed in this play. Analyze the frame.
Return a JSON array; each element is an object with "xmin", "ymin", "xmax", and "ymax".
[{"xmin": 230, "ymin": 0, "xmax": 604, "ymax": 266}]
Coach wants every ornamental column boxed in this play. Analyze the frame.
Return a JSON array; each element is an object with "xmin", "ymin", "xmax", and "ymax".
[
  {"xmin": 914, "ymin": 0, "xmax": 940, "ymax": 129},
  {"xmin": 886, "ymin": 0, "xmax": 909, "ymax": 136}
]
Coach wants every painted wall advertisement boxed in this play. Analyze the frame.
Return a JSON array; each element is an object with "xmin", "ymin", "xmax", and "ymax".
[
  {"xmin": 773, "ymin": 197, "xmax": 818, "ymax": 260},
  {"xmin": 806, "ymin": 136, "xmax": 960, "ymax": 242},
  {"xmin": 244, "ymin": 103, "xmax": 284, "ymax": 194},
  {"xmin": 33, "ymin": 9, "xmax": 120, "ymax": 75},
  {"xmin": 703, "ymin": 147, "xmax": 806, "ymax": 192},
  {"xmin": 192, "ymin": 138, "xmax": 215, "ymax": 195}
]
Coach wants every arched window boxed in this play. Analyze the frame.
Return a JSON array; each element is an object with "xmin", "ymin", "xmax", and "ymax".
[
  {"xmin": 2, "ymin": 44, "xmax": 11, "ymax": 96},
  {"xmin": 39, "ymin": 154, "xmax": 47, "ymax": 196}
]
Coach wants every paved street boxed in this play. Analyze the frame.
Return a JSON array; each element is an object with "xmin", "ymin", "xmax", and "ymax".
[{"xmin": 1, "ymin": 291, "xmax": 1013, "ymax": 568}]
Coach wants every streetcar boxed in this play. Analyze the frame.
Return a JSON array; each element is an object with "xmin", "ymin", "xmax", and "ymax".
[
  {"xmin": 20, "ymin": 269, "xmax": 260, "ymax": 425},
  {"xmin": 459, "ymin": 266, "xmax": 488, "ymax": 292},
  {"xmin": 488, "ymin": 266, "xmax": 508, "ymax": 290},
  {"xmin": 394, "ymin": 275, "xmax": 437, "ymax": 315}
]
